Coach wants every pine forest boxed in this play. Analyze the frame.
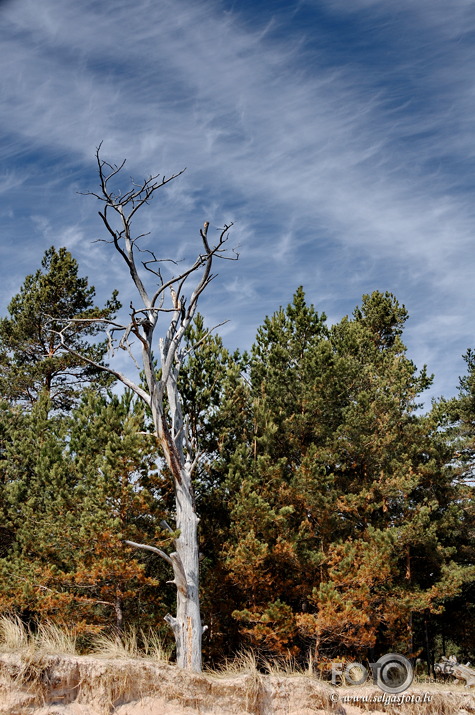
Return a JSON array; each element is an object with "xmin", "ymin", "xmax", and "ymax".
[{"xmin": 0, "ymin": 163, "xmax": 474, "ymax": 677}]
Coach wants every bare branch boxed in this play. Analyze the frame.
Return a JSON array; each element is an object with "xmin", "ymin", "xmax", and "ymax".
[
  {"xmin": 182, "ymin": 321, "xmax": 230, "ymax": 359},
  {"xmin": 160, "ymin": 520, "xmax": 174, "ymax": 533},
  {"xmin": 124, "ymin": 540, "xmax": 173, "ymax": 566},
  {"xmin": 52, "ymin": 323, "xmax": 151, "ymax": 406}
]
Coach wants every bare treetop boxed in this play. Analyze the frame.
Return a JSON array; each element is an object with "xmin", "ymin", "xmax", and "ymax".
[{"xmin": 64, "ymin": 145, "xmax": 237, "ymax": 402}]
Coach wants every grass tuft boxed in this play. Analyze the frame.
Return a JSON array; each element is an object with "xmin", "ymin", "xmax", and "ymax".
[
  {"xmin": 261, "ymin": 654, "xmax": 308, "ymax": 677},
  {"xmin": 140, "ymin": 628, "xmax": 172, "ymax": 663},
  {"xmin": 91, "ymin": 627, "xmax": 172, "ymax": 662},
  {"xmin": 34, "ymin": 621, "xmax": 77, "ymax": 655},
  {"xmin": 212, "ymin": 649, "xmax": 260, "ymax": 677},
  {"xmin": 0, "ymin": 614, "xmax": 30, "ymax": 652},
  {"xmin": 91, "ymin": 628, "xmax": 141, "ymax": 659},
  {"xmin": 0, "ymin": 615, "xmax": 78, "ymax": 655}
]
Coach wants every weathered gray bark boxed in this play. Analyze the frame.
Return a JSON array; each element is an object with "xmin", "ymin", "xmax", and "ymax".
[
  {"xmin": 56, "ymin": 148, "xmax": 235, "ymax": 671},
  {"xmin": 165, "ymin": 474, "xmax": 202, "ymax": 670}
]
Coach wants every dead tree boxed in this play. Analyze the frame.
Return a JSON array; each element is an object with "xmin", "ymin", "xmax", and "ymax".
[{"xmin": 56, "ymin": 147, "xmax": 235, "ymax": 672}]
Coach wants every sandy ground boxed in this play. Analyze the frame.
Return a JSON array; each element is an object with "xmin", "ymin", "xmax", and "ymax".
[{"xmin": 1, "ymin": 652, "xmax": 475, "ymax": 715}]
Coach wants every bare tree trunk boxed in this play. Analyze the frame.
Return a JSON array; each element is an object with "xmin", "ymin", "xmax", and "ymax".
[{"xmin": 165, "ymin": 472, "xmax": 202, "ymax": 670}]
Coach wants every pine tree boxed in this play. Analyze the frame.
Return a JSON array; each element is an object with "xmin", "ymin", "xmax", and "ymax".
[
  {"xmin": 250, "ymin": 286, "xmax": 328, "ymax": 463},
  {"xmin": 428, "ymin": 350, "xmax": 475, "ymax": 661},
  {"xmin": 223, "ymin": 289, "xmax": 329, "ymax": 656},
  {"xmin": 443, "ymin": 348, "xmax": 475, "ymax": 475},
  {"xmin": 66, "ymin": 390, "xmax": 170, "ymax": 632},
  {"xmin": 221, "ymin": 290, "xmax": 468, "ymax": 661},
  {"xmin": 0, "ymin": 246, "xmax": 120, "ymax": 410},
  {"xmin": 0, "ymin": 391, "xmax": 168, "ymax": 636}
]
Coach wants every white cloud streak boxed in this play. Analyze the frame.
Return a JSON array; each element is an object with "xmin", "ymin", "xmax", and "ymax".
[{"xmin": 0, "ymin": 0, "xmax": 474, "ymax": 402}]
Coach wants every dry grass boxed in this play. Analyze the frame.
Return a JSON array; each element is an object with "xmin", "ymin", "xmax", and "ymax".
[
  {"xmin": 212, "ymin": 649, "xmax": 260, "ymax": 676},
  {"xmin": 91, "ymin": 629, "xmax": 141, "ymax": 659},
  {"xmin": 0, "ymin": 616, "xmax": 77, "ymax": 656},
  {"xmin": 90, "ymin": 627, "xmax": 171, "ymax": 662},
  {"xmin": 262, "ymin": 654, "xmax": 310, "ymax": 678},
  {"xmin": 0, "ymin": 616, "xmax": 171, "ymax": 665},
  {"xmin": 34, "ymin": 621, "xmax": 77, "ymax": 655},
  {"xmin": 139, "ymin": 628, "xmax": 172, "ymax": 663},
  {"xmin": 1, "ymin": 617, "xmax": 474, "ymax": 715},
  {"xmin": 0, "ymin": 615, "xmax": 30, "ymax": 652},
  {"xmin": 210, "ymin": 649, "xmax": 315, "ymax": 680}
]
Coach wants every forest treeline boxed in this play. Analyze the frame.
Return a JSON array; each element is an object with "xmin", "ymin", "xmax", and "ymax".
[{"xmin": 0, "ymin": 246, "xmax": 474, "ymax": 667}]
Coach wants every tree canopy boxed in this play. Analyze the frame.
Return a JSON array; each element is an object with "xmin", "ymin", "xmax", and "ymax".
[
  {"xmin": 0, "ymin": 251, "xmax": 473, "ymax": 670},
  {"xmin": 0, "ymin": 246, "xmax": 120, "ymax": 410}
]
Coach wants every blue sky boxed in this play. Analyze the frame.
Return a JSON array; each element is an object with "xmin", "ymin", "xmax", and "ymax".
[{"xmin": 1, "ymin": 0, "xmax": 474, "ymax": 405}]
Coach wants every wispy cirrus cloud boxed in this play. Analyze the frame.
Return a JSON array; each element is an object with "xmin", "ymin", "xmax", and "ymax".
[{"xmin": 0, "ymin": 0, "xmax": 474, "ymax": 401}]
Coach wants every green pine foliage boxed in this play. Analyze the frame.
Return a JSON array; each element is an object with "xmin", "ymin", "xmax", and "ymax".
[
  {"xmin": 0, "ymin": 248, "xmax": 473, "ymax": 666},
  {"xmin": 0, "ymin": 246, "xmax": 120, "ymax": 410},
  {"xmin": 427, "ymin": 350, "xmax": 475, "ymax": 660},
  {"xmin": 0, "ymin": 390, "xmax": 172, "ymax": 638},
  {"xmin": 216, "ymin": 289, "xmax": 472, "ymax": 661},
  {"xmin": 176, "ymin": 316, "xmax": 251, "ymax": 660}
]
